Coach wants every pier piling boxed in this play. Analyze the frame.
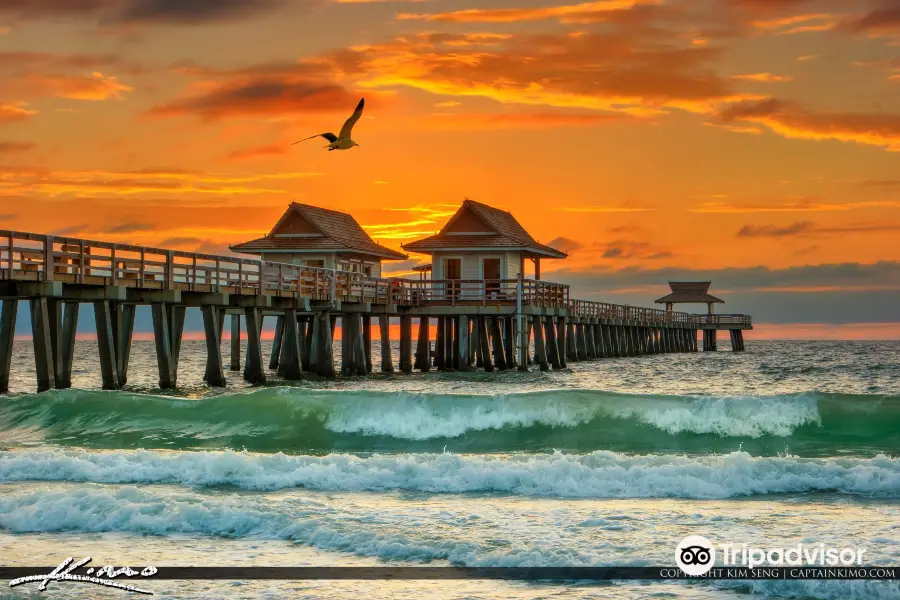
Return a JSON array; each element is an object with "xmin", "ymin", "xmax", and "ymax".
[
  {"xmin": 379, "ymin": 315, "xmax": 394, "ymax": 373},
  {"xmin": 0, "ymin": 299, "xmax": 16, "ymax": 394},
  {"xmin": 201, "ymin": 305, "xmax": 227, "ymax": 387},
  {"xmin": 399, "ymin": 314, "xmax": 412, "ymax": 373},
  {"xmin": 230, "ymin": 314, "xmax": 241, "ymax": 371}
]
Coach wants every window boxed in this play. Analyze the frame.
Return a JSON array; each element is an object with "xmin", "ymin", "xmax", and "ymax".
[
  {"xmin": 363, "ymin": 265, "xmax": 372, "ymax": 277},
  {"xmin": 306, "ymin": 259, "xmax": 324, "ymax": 268}
]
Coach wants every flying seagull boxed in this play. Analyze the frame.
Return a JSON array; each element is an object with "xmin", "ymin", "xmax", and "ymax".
[{"xmin": 293, "ymin": 98, "xmax": 365, "ymax": 151}]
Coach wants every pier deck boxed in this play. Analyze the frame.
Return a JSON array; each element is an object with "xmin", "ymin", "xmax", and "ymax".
[{"xmin": 0, "ymin": 230, "xmax": 752, "ymax": 392}]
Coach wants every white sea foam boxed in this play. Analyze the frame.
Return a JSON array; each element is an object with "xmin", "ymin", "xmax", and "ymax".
[
  {"xmin": 0, "ymin": 448, "xmax": 897, "ymax": 498},
  {"xmin": 315, "ymin": 390, "xmax": 823, "ymax": 439}
]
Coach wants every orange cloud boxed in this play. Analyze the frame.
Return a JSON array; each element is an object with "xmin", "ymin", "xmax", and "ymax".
[
  {"xmin": 0, "ymin": 167, "xmax": 321, "ymax": 197},
  {"xmin": 0, "ymin": 102, "xmax": 37, "ymax": 123},
  {"xmin": 693, "ymin": 199, "xmax": 900, "ymax": 213},
  {"xmin": 0, "ymin": 141, "xmax": 36, "ymax": 153},
  {"xmin": 397, "ymin": 0, "xmax": 661, "ymax": 24},
  {"xmin": 718, "ymin": 97, "xmax": 900, "ymax": 151},
  {"xmin": 20, "ymin": 71, "xmax": 133, "ymax": 100},
  {"xmin": 342, "ymin": 31, "xmax": 760, "ymax": 116},
  {"xmin": 425, "ymin": 110, "xmax": 633, "ymax": 130},
  {"xmin": 225, "ymin": 144, "xmax": 288, "ymax": 160},
  {"xmin": 146, "ymin": 77, "xmax": 367, "ymax": 121},
  {"xmin": 730, "ymin": 72, "xmax": 793, "ymax": 82}
]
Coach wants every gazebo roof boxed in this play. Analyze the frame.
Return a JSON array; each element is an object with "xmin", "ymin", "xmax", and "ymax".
[
  {"xmin": 402, "ymin": 199, "xmax": 567, "ymax": 259},
  {"xmin": 655, "ymin": 281, "xmax": 724, "ymax": 304},
  {"xmin": 230, "ymin": 203, "xmax": 407, "ymax": 261}
]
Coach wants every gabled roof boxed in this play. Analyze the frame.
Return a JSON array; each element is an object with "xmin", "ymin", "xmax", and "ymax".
[
  {"xmin": 655, "ymin": 281, "xmax": 724, "ymax": 304},
  {"xmin": 401, "ymin": 199, "xmax": 567, "ymax": 258},
  {"xmin": 230, "ymin": 203, "xmax": 407, "ymax": 261}
]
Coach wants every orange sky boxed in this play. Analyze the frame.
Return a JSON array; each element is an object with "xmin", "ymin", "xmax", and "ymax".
[{"xmin": 1, "ymin": 0, "xmax": 899, "ymax": 338}]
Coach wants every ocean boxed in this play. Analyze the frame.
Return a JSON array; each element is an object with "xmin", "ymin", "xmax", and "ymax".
[{"xmin": 0, "ymin": 339, "xmax": 898, "ymax": 599}]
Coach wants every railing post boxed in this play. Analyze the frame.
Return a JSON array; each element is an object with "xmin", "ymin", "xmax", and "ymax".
[
  {"xmin": 259, "ymin": 259, "xmax": 265, "ymax": 294},
  {"xmin": 110, "ymin": 246, "xmax": 117, "ymax": 284},
  {"xmin": 6, "ymin": 233, "xmax": 13, "ymax": 274},
  {"xmin": 166, "ymin": 250, "xmax": 175, "ymax": 289},
  {"xmin": 330, "ymin": 269, "xmax": 336, "ymax": 306},
  {"xmin": 78, "ymin": 240, "xmax": 84, "ymax": 283},
  {"xmin": 139, "ymin": 249, "xmax": 145, "ymax": 285},
  {"xmin": 43, "ymin": 235, "xmax": 54, "ymax": 281},
  {"xmin": 517, "ymin": 272, "xmax": 526, "ymax": 371}
]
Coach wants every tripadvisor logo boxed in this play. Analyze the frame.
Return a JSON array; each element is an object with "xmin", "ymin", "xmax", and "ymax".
[
  {"xmin": 675, "ymin": 536, "xmax": 869, "ymax": 575},
  {"xmin": 676, "ymin": 535, "xmax": 715, "ymax": 575}
]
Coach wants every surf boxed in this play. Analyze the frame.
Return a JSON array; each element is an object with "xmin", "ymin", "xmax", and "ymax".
[{"xmin": 1, "ymin": 388, "xmax": 897, "ymax": 456}]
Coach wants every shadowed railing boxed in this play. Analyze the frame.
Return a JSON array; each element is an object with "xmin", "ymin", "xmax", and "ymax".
[
  {"xmin": 396, "ymin": 279, "xmax": 569, "ymax": 308},
  {"xmin": 692, "ymin": 314, "xmax": 753, "ymax": 327},
  {"xmin": 569, "ymin": 299, "xmax": 694, "ymax": 324}
]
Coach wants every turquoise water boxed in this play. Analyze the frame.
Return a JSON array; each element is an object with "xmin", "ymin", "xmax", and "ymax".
[{"xmin": 0, "ymin": 340, "xmax": 898, "ymax": 599}]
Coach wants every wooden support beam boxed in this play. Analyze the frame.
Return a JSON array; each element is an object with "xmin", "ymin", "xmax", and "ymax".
[
  {"xmin": 270, "ymin": 315, "xmax": 284, "ymax": 371},
  {"xmin": 477, "ymin": 316, "xmax": 494, "ymax": 372},
  {"xmin": 0, "ymin": 299, "xmax": 18, "ymax": 393},
  {"xmin": 450, "ymin": 316, "xmax": 460, "ymax": 371},
  {"xmin": 46, "ymin": 299, "xmax": 63, "ymax": 389},
  {"xmin": 399, "ymin": 314, "xmax": 413, "ymax": 373},
  {"xmin": 318, "ymin": 311, "xmax": 335, "ymax": 377},
  {"xmin": 585, "ymin": 323, "xmax": 597, "ymax": 359},
  {"xmin": 243, "ymin": 307, "xmax": 266, "ymax": 384},
  {"xmin": 532, "ymin": 316, "xmax": 549, "ymax": 371},
  {"xmin": 301, "ymin": 318, "xmax": 312, "ymax": 371},
  {"xmin": 341, "ymin": 315, "xmax": 352, "ymax": 376},
  {"xmin": 309, "ymin": 315, "xmax": 321, "ymax": 374},
  {"xmin": 30, "ymin": 298, "xmax": 55, "ymax": 392},
  {"xmin": 280, "ymin": 308, "xmax": 303, "ymax": 380},
  {"xmin": 353, "ymin": 313, "xmax": 367, "ymax": 376},
  {"xmin": 363, "ymin": 315, "xmax": 372, "ymax": 374},
  {"xmin": 169, "ymin": 305, "xmax": 185, "ymax": 383},
  {"xmin": 202, "ymin": 305, "xmax": 227, "ymax": 387},
  {"xmin": 491, "ymin": 316, "xmax": 508, "ymax": 370},
  {"xmin": 566, "ymin": 322, "xmax": 577, "ymax": 362},
  {"xmin": 415, "ymin": 316, "xmax": 429, "ymax": 371},
  {"xmin": 230, "ymin": 314, "xmax": 241, "ymax": 370},
  {"xmin": 544, "ymin": 316, "xmax": 562, "ymax": 369},
  {"xmin": 434, "ymin": 316, "xmax": 445, "ymax": 370},
  {"xmin": 456, "ymin": 315, "xmax": 472, "ymax": 371},
  {"xmin": 596, "ymin": 325, "xmax": 608, "ymax": 358},
  {"xmin": 524, "ymin": 319, "xmax": 533, "ymax": 366},
  {"xmin": 379, "ymin": 315, "xmax": 394, "ymax": 373},
  {"xmin": 556, "ymin": 317, "xmax": 567, "ymax": 368},
  {"xmin": 114, "ymin": 303, "xmax": 134, "ymax": 386},
  {"xmin": 576, "ymin": 323, "xmax": 588, "ymax": 361},
  {"xmin": 151, "ymin": 303, "xmax": 175, "ymax": 389},
  {"xmin": 469, "ymin": 318, "xmax": 478, "ymax": 367},
  {"xmin": 504, "ymin": 317, "xmax": 516, "ymax": 369}
]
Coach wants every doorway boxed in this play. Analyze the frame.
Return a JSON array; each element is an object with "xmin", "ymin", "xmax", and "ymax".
[
  {"xmin": 483, "ymin": 258, "xmax": 501, "ymax": 299},
  {"xmin": 443, "ymin": 258, "xmax": 461, "ymax": 300}
]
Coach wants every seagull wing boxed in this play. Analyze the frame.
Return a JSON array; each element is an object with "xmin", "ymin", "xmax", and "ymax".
[
  {"xmin": 338, "ymin": 98, "xmax": 365, "ymax": 139},
  {"xmin": 292, "ymin": 132, "xmax": 337, "ymax": 145}
]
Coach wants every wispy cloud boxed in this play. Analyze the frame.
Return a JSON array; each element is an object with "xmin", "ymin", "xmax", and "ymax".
[
  {"xmin": 558, "ymin": 205, "xmax": 654, "ymax": 212},
  {"xmin": 693, "ymin": 199, "xmax": 900, "ymax": 213},
  {"xmin": 737, "ymin": 221, "xmax": 900, "ymax": 237}
]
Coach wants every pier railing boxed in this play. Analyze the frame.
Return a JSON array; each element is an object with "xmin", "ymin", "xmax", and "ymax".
[
  {"xmin": 693, "ymin": 314, "xmax": 753, "ymax": 327},
  {"xmin": 569, "ymin": 299, "xmax": 694, "ymax": 324},
  {"xmin": 398, "ymin": 278, "xmax": 569, "ymax": 308},
  {"xmin": 1, "ymin": 230, "xmax": 746, "ymax": 327},
  {"xmin": 0, "ymin": 230, "xmax": 398, "ymax": 304}
]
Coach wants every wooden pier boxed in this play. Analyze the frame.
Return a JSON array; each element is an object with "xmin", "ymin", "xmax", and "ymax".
[{"xmin": 0, "ymin": 230, "xmax": 752, "ymax": 393}]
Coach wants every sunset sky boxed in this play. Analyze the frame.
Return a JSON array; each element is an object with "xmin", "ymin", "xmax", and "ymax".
[{"xmin": 1, "ymin": 0, "xmax": 899, "ymax": 337}]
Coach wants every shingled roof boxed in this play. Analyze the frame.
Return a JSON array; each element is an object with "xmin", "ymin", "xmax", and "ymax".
[
  {"xmin": 655, "ymin": 282, "xmax": 724, "ymax": 304},
  {"xmin": 230, "ymin": 203, "xmax": 407, "ymax": 260},
  {"xmin": 401, "ymin": 199, "xmax": 567, "ymax": 258}
]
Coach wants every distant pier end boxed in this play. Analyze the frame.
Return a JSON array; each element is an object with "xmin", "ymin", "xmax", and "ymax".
[{"xmin": 655, "ymin": 282, "xmax": 752, "ymax": 352}]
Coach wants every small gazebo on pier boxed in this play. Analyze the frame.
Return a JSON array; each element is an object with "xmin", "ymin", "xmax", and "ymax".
[
  {"xmin": 655, "ymin": 282, "xmax": 747, "ymax": 351},
  {"xmin": 655, "ymin": 282, "xmax": 723, "ymax": 315}
]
